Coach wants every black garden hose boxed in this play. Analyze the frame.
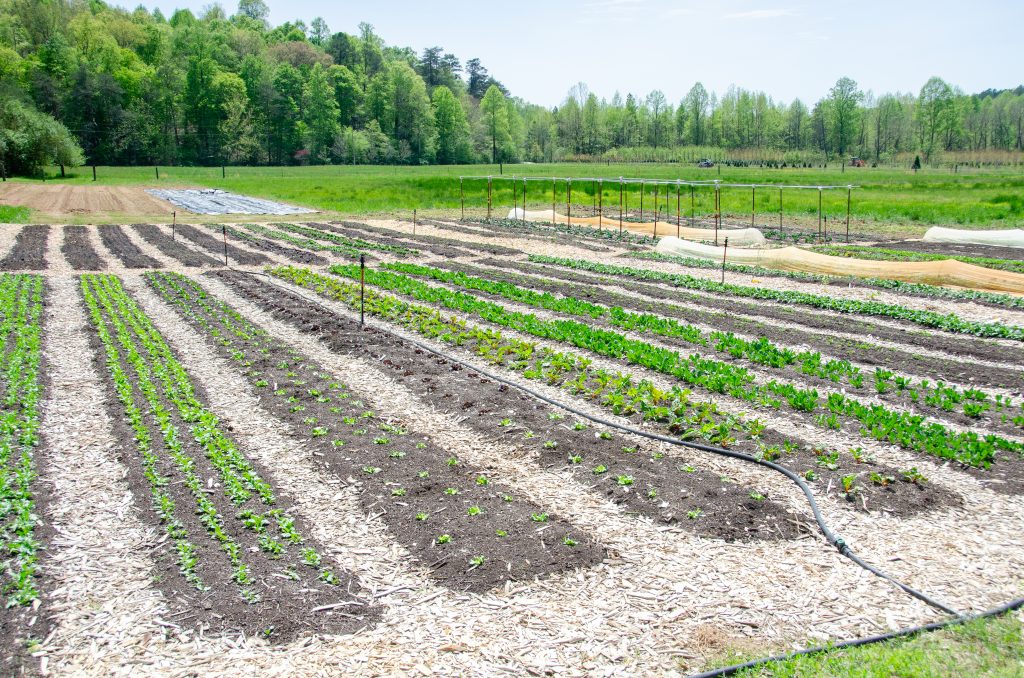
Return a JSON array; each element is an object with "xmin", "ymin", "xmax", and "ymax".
[{"xmin": 224, "ymin": 267, "xmax": 1024, "ymax": 672}]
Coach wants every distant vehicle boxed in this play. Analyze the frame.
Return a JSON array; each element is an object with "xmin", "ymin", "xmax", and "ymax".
[
  {"xmin": 850, "ymin": 157, "xmax": 866, "ymax": 167},
  {"xmin": 697, "ymin": 159, "xmax": 715, "ymax": 168}
]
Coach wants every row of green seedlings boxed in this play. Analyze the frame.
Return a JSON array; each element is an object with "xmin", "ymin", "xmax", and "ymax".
[
  {"xmin": 281, "ymin": 222, "xmax": 418, "ymax": 256},
  {"xmin": 267, "ymin": 265, "xmax": 945, "ymax": 502},
  {"xmin": 0, "ymin": 275, "xmax": 44, "ymax": 607},
  {"xmin": 810, "ymin": 245, "xmax": 1024, "ymax": 276},
  {"xmin": 237, "ymin": 223, "xmax": 412, "ymax": 259},
  {"xmin": 147, "ymin": 271, "xmax": 585, "ymax": 565},
  {"xmin": 384, "ymin": 262, "xmax": 1022, "ymax": 427},
  {"xmin": 80, "ymin": 274, "xmax": 338, "ymax": 599},
  {"xmin": 472, "ymin": 217, "xmax": 658, "ymax": 246},
  {"xmin": 325, "ymin": 264, "xmax": 1021, "ymax": 469},
  {"xmin": 628, "ymin": 251, "xmax": 1024, "ymax": 311},
  {"xmin": 760, "ymin": 228, "xmax": 833, "ymax": 245},
  {"xmin": 529, "ymin": 255, "xmax": 1024, "ymax": 342}
]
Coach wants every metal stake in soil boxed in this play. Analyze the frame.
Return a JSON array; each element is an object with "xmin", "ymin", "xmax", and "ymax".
[
  {"xmin": 222, "ymin": 225, "xmax": 228, "ymax": 266},
  {"xmin": 359, "ymin": 254, "xmax": 365, "ymax": 326},
  {"xmin": 722, "ymin": 237, "xmax": 729, "ymax": 284},
  {"xmin": 551, "ymin": 178, "xmax": 556, "ymax": 223},
  {"xmin": 751, "ymin": 185, "xmax": 756, "ymax": 227},
  {"xmin": 567, "ymin": 178, "xmax": 572, "ymax": 226},
  {"xmin": 779, "ymin": 188, "xmax": 783, "ymax": 233},
  {"xmin": 619, "ymin": 178, "xmax": 624, "ymax": 234},
  {"xmin": 172, "ymin": 211, "xmax": 176, "ymax": 241},
  {"xmin": 640, "ymin": 181, "xmax": 644, "ymax": 223},
  {"xmin": 598, "ymin": 179, "xmax": 603, "ymax": 230},
  {"xmin": 818, "ymin": 187, "xmax": 823, "ymax": 243},
  {"xmin": 676, "ymin": 181, "xmax": 681, "ymax": 237},
  {"xmin": 155, "ymin": 166, "xmax": 160, "ymax": 181},
  {"xmin": 846, "ymin": 186, "xmax": 852, "ymax": 244},
  {"xmin": 522, "ymin": 178, "xmax": 527, "ymax": 222},
  {"xmin": 512, "ymin": 175, "xmax": 517, "ymax": 217},
  {"xmin": 460, "ymin": 177, "xmax": 465, "ymax": 220},
  {"xmin": 413, "ymin": 209, "xmax": 417, "ymax": 236}
]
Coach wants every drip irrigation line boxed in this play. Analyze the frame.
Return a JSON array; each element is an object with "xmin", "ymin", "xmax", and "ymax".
[
  {"xmin": 228, "ymin": 266, "xmax": 958, "ymax": 618},
  {"xmin": 690, "ymin": 595, "xmax": 1024, "ymax": 678}
]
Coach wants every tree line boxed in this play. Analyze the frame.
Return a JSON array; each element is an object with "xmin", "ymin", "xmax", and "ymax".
[{"xmin": 1, "ymin": 0, "xmax": 1022, "ymax": 175}]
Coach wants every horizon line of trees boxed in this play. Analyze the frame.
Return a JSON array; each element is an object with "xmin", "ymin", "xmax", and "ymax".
[{"xmin": 1, "ymin": 0, "xmax": 1022, "ymax": 175}]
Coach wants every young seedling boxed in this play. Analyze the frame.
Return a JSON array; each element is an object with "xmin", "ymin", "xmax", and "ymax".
[
  {"xmin": 593, "ymin": 465, "xmax": 608, "ymax": 474},
  {"xmin": 543, "ymin": 440, "xmax": 558, "ymax": 449},
  {"xmin": 687, "ymin": 509, "xmax": 703, "ymax": 520},
  {"xmin": 443, "ymin": 487, "xmax": 459, "ymax": 496},
  {"xmin": 467, "ymin": 506, "xmax": 482, "ymax": 516},
  {"xmin": 436, "ymin": 534, "xmax": 451, "ymax": 544},
  {"xmin": 391, "ymin": 488, "xmax": 407, "ymax": 497},
  {"xmin": 415, "ymin": 512, "xmax": 429, "ymax": 521},
  {"xmin": 563, "ymin": 536, "xmax": 578, "ymax": 547},
  {"xmin": 468, "ymin": 555, "xmax": 486, "ymax": 568},
  {"xmin": 615, "ymin": 475, "xmax": 634, "ymax": 486},
  {"xmin": 531, "ymin": 512, "xmax": 549, "ymax": 523}
]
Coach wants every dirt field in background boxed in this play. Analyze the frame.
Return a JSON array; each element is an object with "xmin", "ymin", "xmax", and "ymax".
[{"xmin": 0, "ymin": 184, "xmax": 177, "ymax": 220}]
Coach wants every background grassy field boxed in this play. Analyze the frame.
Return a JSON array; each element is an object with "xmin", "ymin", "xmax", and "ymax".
[{"xmin": 12, "ymin": 163, "xmax": 1024, "ymax": 234}]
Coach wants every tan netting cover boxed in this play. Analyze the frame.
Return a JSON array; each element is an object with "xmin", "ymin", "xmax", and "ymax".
[
  {"xmin": 508, "ymin": 209, "xmax": 767, "ymax": 247},
  {"xmin": 923, "ymin": 226, "xmax": 1024, "ymax": 249},
  {"xmin": 655, "ymin": 236, "xmax": 1024, "ymax": 294}
]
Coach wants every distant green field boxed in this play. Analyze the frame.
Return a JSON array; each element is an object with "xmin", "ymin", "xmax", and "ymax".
[
  {"xmin": 0, "ymin": 205, "xmax": 31, "ymax": 223},
  {"xmin": 17, "ymin": 163, "xmax": 1024, "ymax": 234}
]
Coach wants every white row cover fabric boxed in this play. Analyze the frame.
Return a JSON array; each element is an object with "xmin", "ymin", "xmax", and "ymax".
[
  {"xmin": 507, "ymin": 208, "xmax": 767, "ymax": 247},
  {"xmin": 922, "ymin": 226, "xmax": 1024, "ymax": 249},
  {"xmin": 147, "ymin": 189, "xmax": 315, "ymax": 215},
  {"xmin": 655, "ymin": 236, "xmax": 1024, "ymax": 294}
]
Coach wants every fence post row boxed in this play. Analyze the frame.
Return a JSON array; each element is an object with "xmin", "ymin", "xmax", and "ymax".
[{"xmin": 460, "ymin": 177, "xmax": 464, "ymax": 220}]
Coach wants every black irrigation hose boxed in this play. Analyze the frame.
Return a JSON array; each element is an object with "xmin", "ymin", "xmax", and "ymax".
[
  {"xmin": 222, "ymin": 267, "xmax": 1024, "ymax": 672},
  {"xmin": 690, "ymin": 595, "xmax": 1024, "ymax": 678}
]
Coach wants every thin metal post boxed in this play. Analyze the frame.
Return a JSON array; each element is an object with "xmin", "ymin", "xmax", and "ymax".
[
  {"xmin": 751, "ymin": 186, "xmax": 756, "ymax": 227},
  {"xmin": 523, "ymin": 179, "xmax": 527, "ymax": 221},
  {"xmin": 172, "ymin": 211, "xmax": 176, "ymax": 241},
  {"xmin": 640, "ymin": 181, "xmax": 644, "ymax": 223},
  {"xmin": 676, "ymin": 181, "xmax": 681, "ymax": 237},
  {"xmin": 155, "ymin": 166, "xmax": 160, "ymax": 180},
  {"xmin": 721, "ymin": 237, "xmax": 729, "ymax": 283},
  {"xmin": 690, "ymin": 185, "xmax": 695, "ymax": 228},
  {"xmin": 222, "ymin": 225, "xmax": 228, "ymax": 266},
  {"xmin": 92, "ymin": 165, "xmax": 97, "ymax": 182},
  {"xmin": 779, "ymin": 188, "xmax": 783, "ymax": 232},
  {"xmin": 359, "ymin": 254, "xmax": 365, "ymax": 326},
  {"xmin": 222, "ymin": 165, "xmax": 226, "ymax": 179},
  {"xmin": 714, "ymin": 183, "xmax": 720, "ymax": 246},
  {"xmin": 460, "ymin": 177, "xmax": 465, "ymax": 220},
  {"xmin": 619, "ymin": 178, "xmax": 623, "ymax": 234},
  {"xmin": 846, "ymin": 186, "xmax": 852, "ymax": 244},
  {"xmin": 567, "ymin": 178, "xmax": 572, "ymax": 226},
  {"xmin": 592, "ymin": 180, "xmax": 596, "ymax": 218},
  {"xmin": 818, "ymin": 188, "xmax": 823, "ymax": 243},
  {"xmin": 487, "ymin": 176, "xmax": 492, "ymax": 220},
  {"xmin": 413, "ymin": 209, "xmax": 417, "ymax": 235}
]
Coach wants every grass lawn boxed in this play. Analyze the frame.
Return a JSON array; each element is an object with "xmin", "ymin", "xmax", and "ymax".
[
  {"xmin": 707, "ymin": 611, "xmax": 1024, "ymax": 677},
  {"xmin": 15, "ymin": 163, "xmax": 1024, "ymax": 234},
  {"xmin": 0, "ymin": 205, "xmax": 31, "ymax": 223}
]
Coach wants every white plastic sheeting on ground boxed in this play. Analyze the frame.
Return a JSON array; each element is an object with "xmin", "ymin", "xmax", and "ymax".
[
  {"xmin": 146, "ymin": 189, "xmax": 315, "ymax": 215},
  {"xmin": 655, "ymin": 236, "xmax": 1024, "ymax": 294},
  {"xmin": 923, "ymin": 226, "xmax": 1024, "ymax": 249},
  {"xmin": 507, "ymin": 208, "xmax": 767, "ymax": 247}
]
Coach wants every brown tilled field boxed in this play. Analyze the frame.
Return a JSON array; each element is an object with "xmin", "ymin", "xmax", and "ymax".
[{"xmin": 0, "ymin": 218, "xmax": 1022, "ymax": 676}]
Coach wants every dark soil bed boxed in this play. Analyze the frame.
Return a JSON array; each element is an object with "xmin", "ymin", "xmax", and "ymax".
[
  {"xmin": 0, "ymin": 225, "xmax": 49, "ymax": 271},
  {"xmin": 173, "ymin": 224, "xmax": 271, "ymax": 266},
  {"xmin": 493, "ymin": 259, "xmax": 1024, "ymax": 387},
  {"xmin": 97, "ymin": 225, "xmax": 161, "ymax": 268},
  {"xmin": 233, "ymin": 269, "xmax": 963, "ymax": 521},
  {"xmin": 881, "ymin": 239, "xmax": 1024, "ymax": 262},
  {"xmin": 428, "ymin": 261, "xmax": 1024, "ymax": 437},
  {"xmin": 132, "ymin": 224, "xmax": 220, "ymax": 267},
  {"xmin": 83, "ymin": 284, "xmax": 378, "ymax": 642},
  {"xmin": 335, "ymin": 221, "xmax": 522, "ymax": 257},
  {"xmin": 155, "ymin": 271, "xmax": 605, "ymax": 592},
  {"xmin": 61, "ymin": 226, "xmax": 105, "ymax": 270},
  {"xmin": 219, "ymin": 225, "xmax": 328, "ymax": 265}
]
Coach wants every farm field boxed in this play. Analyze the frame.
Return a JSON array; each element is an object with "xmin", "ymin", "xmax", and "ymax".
[
  {"xmin": 1, "ymin": 215, "xmax": 1023, "ymax": 676},
  {"xmin": 4, "ymin": 163, "xmax": 1024, "ymax": 233}
]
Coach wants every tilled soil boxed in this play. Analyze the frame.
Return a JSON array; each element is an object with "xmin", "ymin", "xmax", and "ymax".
[
  {"xmin": 212, "ymin": 270, "xmax": 807, "ymax": 541},
  {"xmin": 155, "ymin": 271, "xmax": 606, "ymax": 591},
  {"xmin": 0, "ymin": 225, "xmax": 49, "ymax": 270},
  {"xmin": 172, "ymin": 223, "xmax": 272, "ymax": 266},
  {"xmin": 328, "ymin": 221, "xmax": 518, "ymax": 257},
  {"xmin": 98, "ymin": 224, "xmax": 161, "ymax": 268},
  {"xmin": 427, "ymin": 260, "xmax": 1024, "ymax": 437},
  {"xmin": 132, "ymin": 224, "xmax": 220, "ymax": 267},
  {"xmin": 61, "ymin": 225, "xmax": 105, "ymax": 270},
  {"xmin": 492, "ymin": 258, "xmax": 1024, "ymax": 385},
  {"xmin": 219, "ymin": 224, "xmax": 328, "ymax": 265},
  {"xmin": 883, "ymin": 240, "xmax": 1024, "ymax": 262},
  {"xmin": 415, "ymin": 219, "xmax": 618, "ymax": 253},
  {"xmin": 82, "ymin": 281, "xmax": 377, "ymax": 642},
  {"xmin": 229, "ymin": 269, "xmax": 963, "ymax": 520}
]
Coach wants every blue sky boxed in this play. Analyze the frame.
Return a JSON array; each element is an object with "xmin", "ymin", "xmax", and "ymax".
[{"xmin": 126, "ymin": 0, "xmax": 1023, "ymax": 107}]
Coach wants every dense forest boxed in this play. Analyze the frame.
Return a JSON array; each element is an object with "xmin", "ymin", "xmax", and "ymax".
[{"xmin": 1, "ymin": 0, "xmax": 1023, "ymax": 174}]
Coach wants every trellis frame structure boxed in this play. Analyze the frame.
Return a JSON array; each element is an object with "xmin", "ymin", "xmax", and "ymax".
[{"xmin": 458, "ymin": 175, "xmax": 859, "ymax": 243}]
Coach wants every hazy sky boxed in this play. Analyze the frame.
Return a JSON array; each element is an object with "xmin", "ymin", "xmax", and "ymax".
[{"xmin": 126, "ymin": 0, "xmax": 1024, "ymax": 107}]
